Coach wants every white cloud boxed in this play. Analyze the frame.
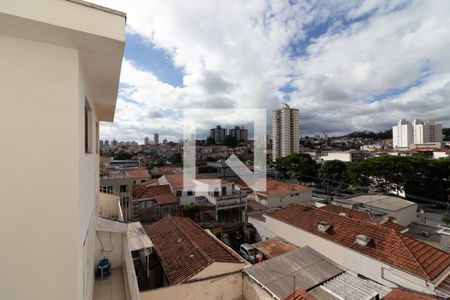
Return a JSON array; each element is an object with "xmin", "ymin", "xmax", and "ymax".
[{"xmin": 93, "ymin": 0, "xmax": 450, "ymax": 141}]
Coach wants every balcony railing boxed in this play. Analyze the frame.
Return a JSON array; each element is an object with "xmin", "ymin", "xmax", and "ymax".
[{"xmin": 98, "ymin": 191, "xmax": 124, "ymax": 222}]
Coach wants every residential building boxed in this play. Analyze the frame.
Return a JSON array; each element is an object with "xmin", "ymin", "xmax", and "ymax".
[
  {"xmin": 154, "ymin": 133, "xmax": 159, "ymax": 145},
  {"xmin": 251, "ymin": 236, "xmax": 298, "ymax": 258},
  {"xmin": 0, "ymin": 1, "xmax": 135, "ymax": 299},
  {"xmin": 198, "ymin": 160, "xmax": 239, "ymax": 180},
  {"xmin": 254, "ymin": 179, "xmax": 312, "ymax": 208},
  {"xmin": 341, "ymin": 194, "xmax": 417, "ymax": 226},
  {"xmin": 132, "ymin": 184, "xmax": 178, "ymax": 222},
  {"xmin": 248, "ymin": 204, "xmax": 450, "ymax": 297},
  {"xmin": 434, "ymin": 150, "xmax": 450, "ymax": 159},
  {"xmin": 144, "ymin": 136, "xmax": 150, "ymax": 145},
  {"xmin": 229, "ymin": 126, "xmax": 249, "ymax": 142},
  {"xmin": 319, "ymin": 150, "xmax": 364, "ymax": 163},
  {"xmin": 393, "ymin": 119, "xmax": 413, "ymax": 148},
  {"xmin": 413, "ymin": 119, "xmax": 443, "ymax": 145},
  {"xmin": 194, "ymin": 177, "xmax": 247, "ymax": 221},
  {"xmin": 243, "ymin": 246, "xmax": 343, "ymax": 300},
  {"xmin": 272, "ymin": 103, "xmax": 300, "ymax": 161},
  {"xmin": 139, "ymin": 216, "xmax": 247, "ymax": 299},
  {"xmin": 158, "ymin": 173, "xmax": 196, "ymax": 205},
  {"xmin": 210, "ymin": 125, "xmax": 227, "ymax": 143}
]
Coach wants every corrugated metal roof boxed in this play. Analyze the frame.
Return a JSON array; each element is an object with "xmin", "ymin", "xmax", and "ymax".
[
  {"xmin": 127, "ymin": 222, "xmax": 153, "ymax": 251},
  {"xmin": 319, "ymin": 271, "xmax": 391, "ymax": 300},
  {"xmin": 243, "ymin": 246, "xmax": 343, "ymax": 299}
]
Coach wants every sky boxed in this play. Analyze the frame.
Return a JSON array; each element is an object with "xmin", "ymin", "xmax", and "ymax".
[{"xmin": 93, "ymin": 0, "xmax": 450, "ymax": 142}]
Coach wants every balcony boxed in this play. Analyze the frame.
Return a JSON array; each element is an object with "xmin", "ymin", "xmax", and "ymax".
[{"xmin": 99, "ymin": 191, "xmax": 124, "ymax": 222}]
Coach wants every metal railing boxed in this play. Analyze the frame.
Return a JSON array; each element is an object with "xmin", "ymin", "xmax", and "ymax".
[{"xmin": 99, "ymin": 187, "xmax": 134, "ymax": 222}]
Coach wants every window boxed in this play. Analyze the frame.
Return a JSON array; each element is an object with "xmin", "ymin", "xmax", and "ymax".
[
  {"xmin": 120, "ymin": 185, "xmax": 128, "ymax": 193},
  {"xmin": 84, "ymin": 98, "xmax": 93, "ymax": 153},
  {"xmin": 214, "ymin": 188, "xmax": 219, "ymax": 197},
  {"xmin": 187, "ymin": 190, "xmax": 193, "ymax": 196},
  {"xmin": 95, "ymin": 122, "xmax": 99, "ymax": 153},
  {"xmin": 222, "ymin": 187, "xmax": 227, "ymax": 195},
  {"xmin": 141, "ymin": 179, "xmax": 146, "ymax": 183},
  {"xmin": 176, "ymin": 190, "xmax": 182, "ymax": 197}
]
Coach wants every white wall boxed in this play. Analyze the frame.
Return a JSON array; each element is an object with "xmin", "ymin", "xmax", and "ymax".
[
  {"xmin": 95, "ymin": 231, "xmax": 124, "ymax": 268},
  {"xmin": 0, "ymin": 34, "xmax": 81, "ymax": 300},
  {"xmin": 255, "ymin": 190, "xmax": 312, "ymax": 208},
  {"xmin": 242, "ymin": 274, "xmax": 276, "ymax": 300},
  {"xmin": 140, "ymin": 272, "xmax": 243, "ymax": 300}
]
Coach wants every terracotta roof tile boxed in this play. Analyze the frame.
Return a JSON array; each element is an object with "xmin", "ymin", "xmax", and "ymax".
[
  {"xmin": 257, "ymin": 179, "xmax": 311, "ymax": 196},
  {"xmin": 145, "ymin": 216, "xmax": 243, "ymax": 285},
  {"xmin": 163, "ymin": 173, "xmax": 196, "ymax": 188},
  {"xmin": 267, "ymin": 204, "xmax": 450, "ymax": 280},
  {"xmin": 384, "ymin": 289, "xmax": 437, "ymax": 300},
  {"xmin": 123, "ymin": 168, "xmax": 150, "ymax": 179},
  {"xmin": 282, "ymin": 289, "xmax": 316, "ymax": 300},
  {"xmin": 319, "ymin": 205, "xmax": 406, "ymax": 232},
  {"xmin": 133, "ymin": 184, "xmax": 177, "ymax": 206}
]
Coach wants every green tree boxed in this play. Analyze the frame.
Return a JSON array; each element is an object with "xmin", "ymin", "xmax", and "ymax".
[
  {"xmin": 319, "ymin": 160, "xmax": 348, "ymax": 183},
  {"xmin": 114, "ymin": 151, "xmax": 132, "ymax": 160},
  {"xmin": 223, "ymin": 135, "xmax": 237, "ymax": 147},
  {"xmin": 276, "ymin": 153, "xmax": 318, "ymax": 184}
]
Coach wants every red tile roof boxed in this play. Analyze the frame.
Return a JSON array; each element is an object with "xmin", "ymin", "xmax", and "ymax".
[
  {"xmin": 145, "ymin": 216, "xmax": 243, "ymax": 285},
  {"xmin": 163, "ymin": 173, "xmax": 196, "ymax": 188},
  {"xmin": 384, "ymin": 289, "xmax": 437, "ymax": 300},
  {"xmin": 133, "ymin": 184, "xmax": 177, "ymax": 206},
  {"xmin": 318, "ymin": 205, "xmax": 406, "ymax": 232},
  {"xmin": 267, "ymin": 204, "xmax": 450, "ymax": 281},
  {"xmin": 255, "ymin": 179, "xmax": 311, "ymax": 196},
  {"xmin": 282, "ymin": 289, "xmax": 316, "ymax": 300},
  {"xmin": 123, "ymin": 168, "xmax": 150, "ymax": 179}
]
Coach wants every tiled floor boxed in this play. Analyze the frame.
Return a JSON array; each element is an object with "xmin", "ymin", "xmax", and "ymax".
[{"xmin": 93, "ymin": 267, "xmax": 126, "ymax": 300}]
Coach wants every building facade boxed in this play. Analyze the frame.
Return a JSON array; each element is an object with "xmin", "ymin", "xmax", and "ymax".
[
  {"xmin": 154, "ymin": 133, "xmax": 159, "ymax": 145},
  {"xmin": 0, "ymin": 1, "xmax": 130, "ymax": 299},
  {"xmin": 210, "ymin": 125, "xmax": 227, "ymax": 144},
  {"xmin": 393, "ymin": 119, "xmax": 413, "ymax": 148},
  {"xmin": 413, "ymin": 119, "xmax": 443, "ymax": 145},
  {"xmin": 272, "ymin": 103, "xmax": 300, "ymax": 161},
  {"xmin": 229, "ymin": 126, "xmax": 248, "ymax": 142}
]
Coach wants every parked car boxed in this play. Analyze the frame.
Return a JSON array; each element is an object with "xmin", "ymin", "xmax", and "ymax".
[{"xmin": 239, "ymin": 243, "xmax": 259, "ymax": 263}]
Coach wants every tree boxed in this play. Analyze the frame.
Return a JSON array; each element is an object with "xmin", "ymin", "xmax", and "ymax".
[
  {"xmin": 114, "ymin": 151, "xmax": 132, "ymax": 160},
  {"xmin": 442, "ymin": 213, "xmax": 450, "ymax": 227},
  {"xmin": 319, "ymin": 160, "xmax": 348, "ymax": 183},
  {"xmin": 275, "ymin": 153, "xmax": 318, "ymax": 184},
  {"xmin": 223, "ymin": 135, "xmax": 237, "ymax": 148}
]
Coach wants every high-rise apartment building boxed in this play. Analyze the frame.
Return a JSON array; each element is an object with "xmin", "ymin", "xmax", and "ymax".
[
  {"xmin": 144, "ymin": 136, "xmax": 150, "ymax": 145},
  {"xmin": 154, "ymin": 133, "xmax": 159, "ymax": 145},
  {"xmin": 229, "ymin": 126, "xmax": 248, "ymax": 142},
  {"xmin": 393, "ymin": 119, "xmax": 443, "ymax": 148},
  {"xmin": 210, "ymin": 125, "xmax": 227, "ymax": 144},
  {"xmin": 0, "ymin": 1, "xmax": 131, "ymax": 299},
  {"xmin": 392, "ymin": 119, "xmax": 414, "ymax": 148},
  {"xmin": 272, "ymin": 103, "xmax": 300, "ymax": 161},
  {"xmin": 412, "ymin": 119, "xmax": 443, "ymax": 144}
]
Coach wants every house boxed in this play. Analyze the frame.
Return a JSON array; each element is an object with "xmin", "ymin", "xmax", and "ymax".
[
  {"xmin": 158, "ymin": 173, "xmax": 196, "ymax": 205},
  {"xmin": 243, "ymin": 246, "xmax": 343, "ymax": 300},
  {"xmin": 248, "ymin": 204, "xmax": 450, "ymax": 296},
  {"xmin": 0, "ymin": 1, "xmax": 143, "ymax": 299},
  {"xmin": 139, "ymin": 216, "xmax": 247, "ymax": 299},
  {"xmin": 319, "ymin": 151, "xmax": 364, "ymax": 163},
  {"xmin": 254, "ymin": 179, "xmax": 313, "ymax": 208},
  {"xmin": 124, "ymin": 167, "xmax": 152, "ymax": 185},
  {"xmin": 342, "ymin": 194, "xmax": 418, "ymax": 226},
  {"xmin": 193, "ymin": 177, "xmax": 247, "ymax": 221},
  {"xmin": 132, "ymin": 184, "xmax": 178, "ymax": 222}
]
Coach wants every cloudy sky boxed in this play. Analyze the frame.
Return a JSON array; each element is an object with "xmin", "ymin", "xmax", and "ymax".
[{"xmin": 93, "ymin": 0, "xmax": 450, "ymax": 142}]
